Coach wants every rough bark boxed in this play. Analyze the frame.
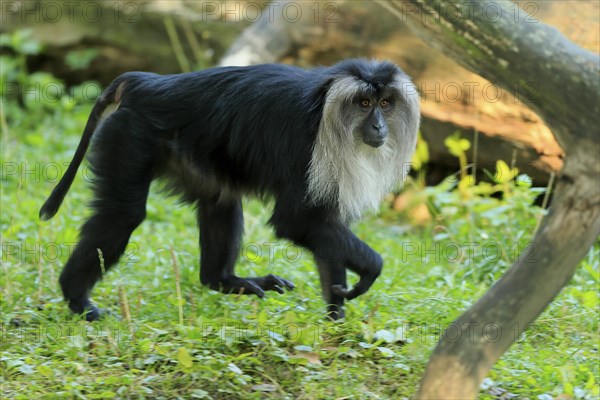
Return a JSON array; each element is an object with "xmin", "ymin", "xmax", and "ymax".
[
  {"xmin": 219, "ymin": 0, "xmax": 328, "ymax": 66},
  {"xmin": 219, "ymin": 0, "xmax": 347, "ymax": 66},
  {"xmin": 376, "ymin": 0, "xmax": 600, "ymax": 397}
]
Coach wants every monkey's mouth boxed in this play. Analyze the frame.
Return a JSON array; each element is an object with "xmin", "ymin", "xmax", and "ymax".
[{"xmin": 363, "ymin": 137, "xmax": 386, "ymax": 148}]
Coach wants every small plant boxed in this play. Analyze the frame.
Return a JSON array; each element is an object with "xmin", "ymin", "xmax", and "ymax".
[{"xmin": 444, "ymin": 131, "xmax": 470, "ymax": 180}]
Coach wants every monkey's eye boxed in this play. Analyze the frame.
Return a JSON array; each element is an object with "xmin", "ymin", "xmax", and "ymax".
[
  {"xmin": 360, "ymin": 99, "xmax": 371, "ymax": 108},
  {"xmin": 380, "ymin": 99, "xmax": 390, "ymax": 108}
]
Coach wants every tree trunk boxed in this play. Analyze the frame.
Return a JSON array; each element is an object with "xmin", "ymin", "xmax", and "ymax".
[
  {"xmin": 376, "ymin": 0, "xmax": 600, "ymax": 397},
  {"xmin": 219, "ymin": 0, "xmax": 335, "ymax": 66}
]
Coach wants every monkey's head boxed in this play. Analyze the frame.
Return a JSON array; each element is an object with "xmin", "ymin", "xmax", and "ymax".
[
  {"xmin": 308, "ymin": 59, "xmax": 420, "ymax": 222},
  {"xmin": 322, "ymin": 59, "xmax": 420, "ymax": 149}
]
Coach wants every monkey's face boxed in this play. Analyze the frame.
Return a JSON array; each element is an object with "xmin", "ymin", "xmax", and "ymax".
[{"xmin": 352, "ymin": 95, "xmax": 396, "ymax": 148}]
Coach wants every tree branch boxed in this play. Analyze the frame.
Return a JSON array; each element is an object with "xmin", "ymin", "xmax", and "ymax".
[{"xmin": 376, "ymin": 0, "xmax": 600, "ymax": 397}]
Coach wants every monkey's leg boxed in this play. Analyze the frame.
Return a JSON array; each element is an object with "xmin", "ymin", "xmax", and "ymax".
[
  {"xmin": 307, "ymin": 224, "xmax": 382, "ymax": 319},
  {"xmin": 329, "ymin": 237, "xmax": 383, "ymax": 303},
  {"xmin": 198, "ymin": 198, "xmax": 294, "ymax": 297},
  {"xmin": 314, "ymin": 256, "xmax": 347, "ymax": 320},
  {"xmin": 60, "ymin": 114, "xmax": 154, "ymax": 321},
  {"xmin": 271, "ymin": 207, "xmax": 382, "ymax": 319},
  {"xmin": 60, "ymin": 210, "xmax": 147, "ymax": 320}
]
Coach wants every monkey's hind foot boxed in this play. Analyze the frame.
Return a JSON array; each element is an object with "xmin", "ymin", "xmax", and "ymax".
[
  {"xmin": 68, "ymin": 299, "xmax": 109, "ymax": 322},
  {"xmin": 214, "ymin": 274, "xmax": 295, "ymax": 298}
]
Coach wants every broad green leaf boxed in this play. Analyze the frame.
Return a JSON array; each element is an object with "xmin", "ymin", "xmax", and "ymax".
[
  {"xmin": 494, "ymin": 160, "xmax": 519, "ymax": 183},
  {"xmin": 177, "ymin": 347, "xmax": 193, "ymax": 369}
]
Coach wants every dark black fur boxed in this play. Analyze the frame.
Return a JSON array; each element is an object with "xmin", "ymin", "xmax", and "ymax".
[{"xmin": 40, "ymin": 60, "xmax": 405, "ymax": 321}]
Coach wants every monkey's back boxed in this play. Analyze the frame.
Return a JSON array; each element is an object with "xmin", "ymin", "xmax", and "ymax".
[{"xmin": 110, "ymin": 65, "xmax": 327, "ymax": 202}]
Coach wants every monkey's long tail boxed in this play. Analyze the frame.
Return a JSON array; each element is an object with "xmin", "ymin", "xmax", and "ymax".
[{"xmin": 39, "ymin": 77, "xmax": 127, "ymax": 221}]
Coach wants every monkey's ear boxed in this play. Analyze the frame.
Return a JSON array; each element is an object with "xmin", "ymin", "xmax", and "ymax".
[{"xmin": 311, "ymin": 77, "xmax": 336, "ymax": 105}]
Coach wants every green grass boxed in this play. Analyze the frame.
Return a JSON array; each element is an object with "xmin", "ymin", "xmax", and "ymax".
[{"xmin": 1, "ymin": 98, "xmax": 598, "ymax": 399}]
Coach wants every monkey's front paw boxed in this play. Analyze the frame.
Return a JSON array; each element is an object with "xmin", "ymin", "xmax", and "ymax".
[
  {"xmin": 326, "ymin": 304, "xmax": 345, "ymax": 321},
  {"xmin": 332, "ymin": 284, "xmax": 359, "ymax": 300}
]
